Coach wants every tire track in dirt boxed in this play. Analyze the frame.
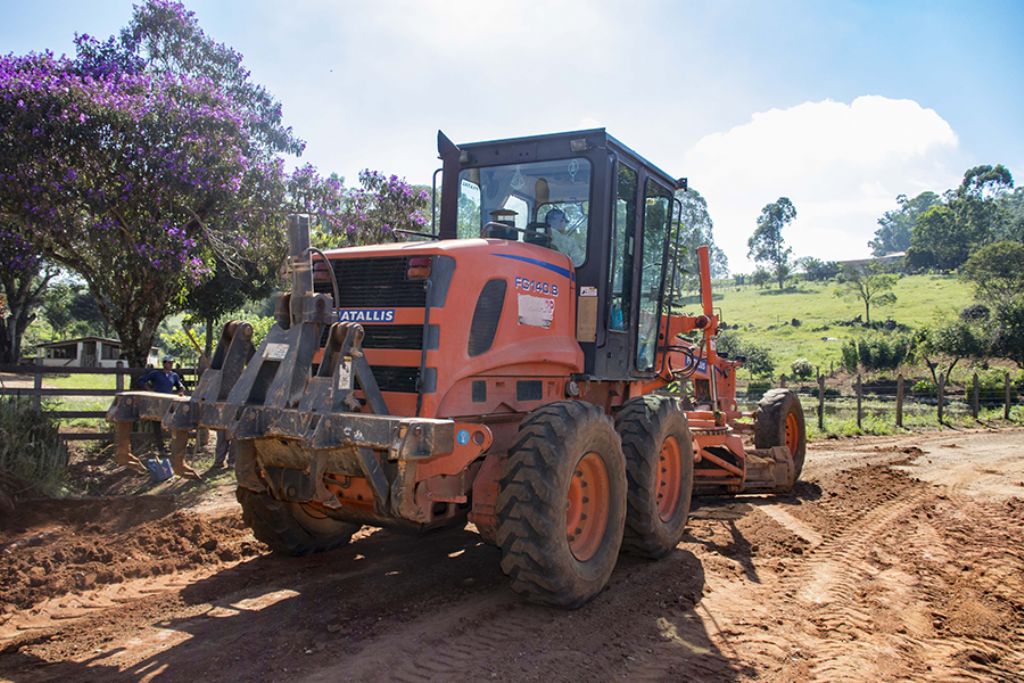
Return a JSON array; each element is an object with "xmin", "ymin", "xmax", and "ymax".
[
  {"xmin": 910, "ymin": 497, "xmax": 1024, "ymax": 682},
  {"xmin": 755, "ymin": 465, "xmax": 1024, "ymax": 682}
]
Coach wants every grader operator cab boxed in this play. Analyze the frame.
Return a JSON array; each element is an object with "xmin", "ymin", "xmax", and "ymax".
[{"xmin": 109, "ymin": 129, "xmax": 806, "ymax": 608}]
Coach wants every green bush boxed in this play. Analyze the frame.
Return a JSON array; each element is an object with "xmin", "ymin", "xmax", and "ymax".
[
  {"xmin": 716, "ymin": 330, "xmax": 776, "ymax": 379},
  {"xmin": 790, "ymin": 358, "xmax": 814, "ymax": 379},
  {"xmin": 911, "ymin": 380, "xmax": 937, "ymax": 397},
  {"xmin": 841, "ymin": 333, "xmax": 914, "ymax": 372},
  {"xmin": 962, "ymin": 369, "xmax": 1013, "ymax": 401},
  {"xmin": 0, "ymin": 397, "xmax": 67, "ymax": 498}
]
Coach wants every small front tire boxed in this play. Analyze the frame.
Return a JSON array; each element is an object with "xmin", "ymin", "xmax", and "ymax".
[
  {"xmin": 754, "ymin": 388, "xmax": 807, "ymax": 480},
  {"xmin": 237, "ymin": 488, "xmax": 359, "ymax": 555}
]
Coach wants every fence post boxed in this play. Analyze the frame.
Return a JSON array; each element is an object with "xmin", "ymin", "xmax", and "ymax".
[
  {"xmin": 1006, "ymin": 372, "xmax": 1013, "ymax": 420},
  {"xmin": 896, "ymin": 373, "xmax": 904, "ymax": 428},
  {"xmin": 817, "ymin": 373, "xmax": 825, "ymax": 430},
  {"xmin": 32, "ymin": 367, "xmax": 43, "ymax": 412},
  {"xmin": 937, "ymin": 375, "xmax": 945, "ymax": 425},
  {"xmin": 779, "ymin": 374, "xmax": 787, "ymax": 388},
  {"xmin": 855, "ymin": 373, "xmax": 863, "ymax": 429},
  {"xmin": 971, "ymin": 373, "xmax": 980, "ymax": 419},
  {"xmin": 115, "ymin": 360, "xmax": 125, "ymax": 393}
]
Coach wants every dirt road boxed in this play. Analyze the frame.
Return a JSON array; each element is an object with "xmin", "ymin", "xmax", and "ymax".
[{"xmin": 2, "ymin": 429, "xmax": 1022, "ymax": 682}]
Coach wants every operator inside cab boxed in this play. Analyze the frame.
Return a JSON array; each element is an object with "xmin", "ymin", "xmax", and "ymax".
[{"xmin": 457, "ymin": 158, "xmax": 591, "ymax": 267}]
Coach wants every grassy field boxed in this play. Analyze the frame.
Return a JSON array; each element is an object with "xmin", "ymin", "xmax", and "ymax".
[
  {"xmin": 710, "ymin": 273, "xmax": 973, "ymax": 374},
  {"xmin": 46, "ymin": 373, "xmax": 118, "ymax": 390}
]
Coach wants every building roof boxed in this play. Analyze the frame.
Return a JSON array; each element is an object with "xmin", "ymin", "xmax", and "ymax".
[{"xmin": 36, "ymin": 336, "xmax": 122, "ymax": 348}]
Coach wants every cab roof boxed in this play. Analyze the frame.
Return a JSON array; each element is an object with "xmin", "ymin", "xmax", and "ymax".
[{"xmin": 454, "ymin": 128, "xmax": 681, "ymax": 190}]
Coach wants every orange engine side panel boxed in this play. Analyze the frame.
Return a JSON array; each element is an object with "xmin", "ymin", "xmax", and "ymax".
[{"xmin": 318, "ymin": 238, "xmax": 583, "ymax": 420}]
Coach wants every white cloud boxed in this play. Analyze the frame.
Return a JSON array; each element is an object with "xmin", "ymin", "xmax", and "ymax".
[{"xmin": 683, "ymin": 96, "xmax": 961, "ymax": 271}]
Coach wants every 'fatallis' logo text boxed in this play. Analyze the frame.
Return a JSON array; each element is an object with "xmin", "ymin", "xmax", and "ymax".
[{"xmin": 337, "ymin": 309, "xmax": 396, "ymax": 323}]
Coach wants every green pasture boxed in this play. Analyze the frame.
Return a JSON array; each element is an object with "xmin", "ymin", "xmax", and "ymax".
[{"xmin": 711, "ymin": 274, "xmax": 973, "ymax": 373}]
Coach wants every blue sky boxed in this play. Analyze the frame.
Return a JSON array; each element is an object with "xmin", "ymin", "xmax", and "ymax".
[{"xmin": 3, "ymin": 0, "xmax": 1022, "ymax": 269}]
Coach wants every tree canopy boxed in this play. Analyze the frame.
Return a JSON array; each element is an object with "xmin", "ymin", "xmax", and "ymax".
[
  {"xmin": 905, "ymin": 165, "xmax": 1016, "ymax": 271},
  {"xmin": 675, "ymin": 188, "xmax": 729, "ymax": 288},
  {"xmin": 960, "ymin": 241, "xmax": 1024, "ymax": 304},
  {"xmin": 833, "ymin": 264, "xmax": 897, "ymax": 324},
  {"xmin": 748, "ymin": 197, "xmax": 796, "ymax": 289},
  {"xmin": 868, "ymin": 191, "xmax": 939, "ymax": 257},
  {"xmin": 0, "ymin": 0, "xmax": 301, "ymax": 365}
]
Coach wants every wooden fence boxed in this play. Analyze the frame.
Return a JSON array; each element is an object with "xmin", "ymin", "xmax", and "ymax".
[
  {"xmin": 1, "ymin": 363, "xmax": 1019, "ymax": 441},
  {"xmin": 0, "ymin": 363, "xmax": 198, "ymax": 441},
  {"xmin": 755, "ymin": 371, "xmax": 1021, "ymax": 430}
]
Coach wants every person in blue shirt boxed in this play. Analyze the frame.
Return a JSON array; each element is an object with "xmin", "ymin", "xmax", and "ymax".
[
  {"xmin": 135, "ymin": 358, "xmax": 186, "ymax": 395},
  {"xmin": 129, "ymin": 357, "xmax": 200, "ymax": 479}
]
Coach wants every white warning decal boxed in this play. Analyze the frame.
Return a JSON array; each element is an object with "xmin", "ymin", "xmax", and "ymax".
[
  {"xmin": 517, "ymin": 294, "xmax": 555, "ymax": 328},
  {"xmin": 338, "ymin": 355, "xmax": 353, "ymax": 390},
  {"xmin": 264, "ymin": 343, "xmax": 289, "ymax": 360}
]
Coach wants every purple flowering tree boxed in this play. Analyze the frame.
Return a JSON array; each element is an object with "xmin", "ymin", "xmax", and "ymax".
[
  {"xmin": 313, "ymin": 170, "xmax": 431, "ymax": 247},
  {"xmin": 0, "ymin": 226, "xmax": 58, "ymax": 363},
  {"xmin": 0, "ymin": 1, "xmax": 303, "ymax": 365}
]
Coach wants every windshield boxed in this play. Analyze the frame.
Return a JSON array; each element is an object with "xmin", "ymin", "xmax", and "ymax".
[{"xmin": 457, "ymin": 158, "xmax": 592, "ymax": 266}]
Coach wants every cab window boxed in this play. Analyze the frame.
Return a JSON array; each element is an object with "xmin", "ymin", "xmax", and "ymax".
[
  {"xmin": 609, "ymin": 164, "xmax": 637, "ymax": 331},
  {"xmin": 457, "ymin": 158, "xmax": 592, "ymax": 266},
  {"xmin": 636, "ymin": 180, "xmax": 672, "ymax": 371}
]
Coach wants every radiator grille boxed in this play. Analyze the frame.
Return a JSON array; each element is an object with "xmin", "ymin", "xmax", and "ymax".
[
  {"xmin": 312, "ymin": 256, "xmax": 433, "ymax": 394},
  {"xmin": 373, "ymin": 366, "xmax": 422, "ymax": 394},
  {"xmin": 319, "ymin": 324, "xmax": 426, "ymax": 350},
  {"xmin": 315, "ymin": 256, "xmax": 427, "ymax": 308}
]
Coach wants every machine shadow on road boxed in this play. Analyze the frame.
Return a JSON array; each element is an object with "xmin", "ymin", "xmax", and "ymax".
[{"xmin": 2, "ymin": 524, "xmax": 754, "ymax": 681}]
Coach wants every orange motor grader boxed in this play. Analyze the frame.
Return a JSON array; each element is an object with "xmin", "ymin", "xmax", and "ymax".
[{"xmin": 108, "ymin": 129, "xmax": 805, "ymax": 608}]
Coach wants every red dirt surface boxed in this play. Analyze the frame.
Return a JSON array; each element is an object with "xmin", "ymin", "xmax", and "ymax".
[{"xmin": 1, "ymin": 429, "xmax": 1021, "ymax": 682}]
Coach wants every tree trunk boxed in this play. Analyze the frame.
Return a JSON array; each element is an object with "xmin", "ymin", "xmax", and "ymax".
[
  {"xmin": 204, "ymin": 316, "xmax": 215, "ymax": 360},
  {"xmin": 0, "ymin": 317, "xmax": 15, "ymax": 364},
  {"xmin": 113, "ymin": 313, "xmax": 163, "ymax": 367},
  {"xmin": 865, "ymin": 300, "xmax": 871, "ymax": 324},
  {"xmin": 0, "ymin": 269, "xmax": 54, "ymax": 364}
]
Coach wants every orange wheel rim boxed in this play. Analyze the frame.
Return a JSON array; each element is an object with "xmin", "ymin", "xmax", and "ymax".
[
  {"xmin": 785, "ymin": 411, "xmax": 799, "ymax": 454},
  {"xmin": 656, "ymin": 435, "xmax": 683, "ymax": 523},
  {"xmin": 566, "ymin": 451, "xmax": 610, "ymax": 562}
]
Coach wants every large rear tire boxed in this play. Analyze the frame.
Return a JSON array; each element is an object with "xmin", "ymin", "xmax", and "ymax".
[
  {"xmin": 616, "ymin": 395, "xmax": 694, "ymax": 558},
  {"xmin": 496, "ymin": 401, "xmax": 627, "ymax": 608},
  {"xmin": 237, "ymin": 487, "xmax": 359, "ymax": 556},
  {"xmin": 754, "ymin": 388, "xmax": 807, "ymax": 480}
]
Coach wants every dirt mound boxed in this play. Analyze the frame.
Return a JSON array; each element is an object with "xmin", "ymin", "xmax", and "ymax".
[{"xmin": 1, "ymin": 498, "xmax": 259, "ymax": 613}]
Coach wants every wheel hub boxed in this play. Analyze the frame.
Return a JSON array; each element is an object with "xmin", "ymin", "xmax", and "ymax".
[
  {"xmin": 566, "ymin": 451, "xmax": 610, "ymax": 561},
  {"xmin": 656, "ymin": 435, "xmax": 683, "ymax": 522}
]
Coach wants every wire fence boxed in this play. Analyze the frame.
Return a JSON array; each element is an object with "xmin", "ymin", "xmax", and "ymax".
[{"xmin": 737, "ymin": 371, "xmax": 1023, "ymax": 436}]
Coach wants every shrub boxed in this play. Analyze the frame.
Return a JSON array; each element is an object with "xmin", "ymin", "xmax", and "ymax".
[
  {"xmin": 911, "ymin": 380, "xmax": 937, "ymax": 397},
  {"xmin": 0, "ymin": 397, "xmax": 66, "ymax": 499},
  {"xmin": 959, "ymin": 303, "xmax": 990, "ymax": 322},
  {"xmin": 716, "ymin": 331, "xmax": 775, "ymax": 379},
  {"xmin": 790, "ymin": 358, "xmax": 814, "ymax": 379},
  {"xmin": 840, "ymin": 333, "xmax": 914, "ymax": 372},
  {"xmin": 962, "ymin": 369, "xmax": 1014, "ymax": 401}
]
